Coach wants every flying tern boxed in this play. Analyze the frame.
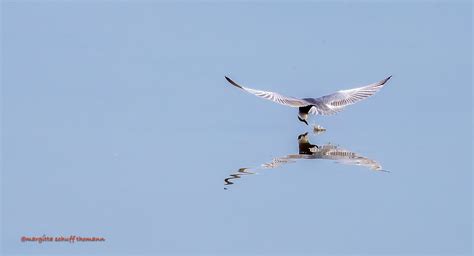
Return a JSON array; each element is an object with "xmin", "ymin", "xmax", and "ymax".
[{"xmin": 225, "ymin": 75, "xmax": 392, "ymax": 125}]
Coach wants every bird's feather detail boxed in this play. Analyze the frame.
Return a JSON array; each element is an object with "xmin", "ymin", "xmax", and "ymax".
[
  {"xmin": 308, "ymin": 76, "xmax": 391, "ymax": 115},
  {"xmin": 225, "ymin": 76, "xmax": 311, "ymax": 107},
  {"xmin": 225, "ymin": 75, "xmax": 392, "ymax": 116}
]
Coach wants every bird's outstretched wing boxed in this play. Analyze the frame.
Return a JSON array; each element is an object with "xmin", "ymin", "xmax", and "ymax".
[
  {"xmin": 310, "ymin": 144, "xmax": 383, "ymax": 171},
  {"xmin": 261, "ymin": 145, "xmax": 383, "ymax": 171},
  {"xmin": 308, "ymin": 76, "xmax": 392, "ymax": 115},
  {"xmin": 224, "ymin": 142, "xmax": 385, "ymax": 188},
  {"xmin": 225, "ymin": 76, "xmax": 310, "ymax": 107}
]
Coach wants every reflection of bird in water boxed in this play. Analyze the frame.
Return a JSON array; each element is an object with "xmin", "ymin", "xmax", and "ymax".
[
  {"xmin": 224, "ymin": 133, "xmax": 386, "ymax": 189},
  {"xmin": 225, "ymin": 75, "xmax": 391, "ymax": 126}
]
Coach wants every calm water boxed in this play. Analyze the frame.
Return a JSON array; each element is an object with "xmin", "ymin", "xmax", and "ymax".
[{"xmin": 2, "ymin": 1, "xmax": 472, "ymax": 256}]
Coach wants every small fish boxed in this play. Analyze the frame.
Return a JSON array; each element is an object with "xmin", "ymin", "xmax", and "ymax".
[{"xmin": 313, "ymin": 125, "xmax": 326, "ymax": 134}]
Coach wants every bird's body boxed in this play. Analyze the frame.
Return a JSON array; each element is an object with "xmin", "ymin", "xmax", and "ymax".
[{"xmin": 225, "ymin": 75, "xmax": 392, "ymax": 125}]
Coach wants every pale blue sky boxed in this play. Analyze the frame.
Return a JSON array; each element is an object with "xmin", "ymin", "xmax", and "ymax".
[{"xmin": 1, "ymin": 1, "xmax": 472, "ymax": 256}]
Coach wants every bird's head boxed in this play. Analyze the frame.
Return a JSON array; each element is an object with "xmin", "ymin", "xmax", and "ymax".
[{"xmin": 297, "ymin": 132, "xmax": 309, "ymax": 142}]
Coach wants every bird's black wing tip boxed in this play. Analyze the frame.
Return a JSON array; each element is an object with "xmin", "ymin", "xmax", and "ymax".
[
  {"xmin": 381, "ymin": 75, "xmax": 392, "ymax": 85},
  {"xmin": 224, "ymin": 76, "xmax": 243, "ymax": 89}
]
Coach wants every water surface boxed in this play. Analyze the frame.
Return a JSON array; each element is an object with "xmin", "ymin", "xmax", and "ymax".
[{"xmin": 2, "ymin": 1, "xmax": 472, "ymax": 255}]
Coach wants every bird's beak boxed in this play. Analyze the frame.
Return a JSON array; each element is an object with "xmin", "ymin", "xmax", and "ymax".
[{"xmin": 298, "ymin": 116, "xmax": 309, "ymax": 125}]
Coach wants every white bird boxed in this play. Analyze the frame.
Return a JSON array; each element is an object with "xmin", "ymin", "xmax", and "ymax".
[{"xmin": 225, "ymin": 75, "xmax": 392, "ymax": 125}]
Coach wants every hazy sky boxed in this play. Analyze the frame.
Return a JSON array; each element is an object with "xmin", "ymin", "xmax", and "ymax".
[{"xmin": 2, "ymin": 1, "xmax": 472, "ymax": 256}]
